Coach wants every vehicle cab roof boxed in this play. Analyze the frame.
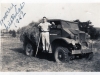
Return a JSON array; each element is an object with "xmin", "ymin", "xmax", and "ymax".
[{"xmin": 48, "ymin": 19, "xmax": 78, "ymax": 24}]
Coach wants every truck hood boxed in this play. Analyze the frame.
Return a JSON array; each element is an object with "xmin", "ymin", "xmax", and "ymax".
[{"xmin": 68, "ymin": 29, "xmax": 85, "ymax": 35}]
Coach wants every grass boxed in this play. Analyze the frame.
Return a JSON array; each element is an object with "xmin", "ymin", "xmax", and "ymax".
[{"xmin": 1, "ymin": 37, "xmax": 100, "ymax": 72}]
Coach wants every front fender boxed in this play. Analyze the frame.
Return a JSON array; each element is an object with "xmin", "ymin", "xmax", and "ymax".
[{"xmin": 54, "ymin": 37, "xmax": 79, "ymax": 45}]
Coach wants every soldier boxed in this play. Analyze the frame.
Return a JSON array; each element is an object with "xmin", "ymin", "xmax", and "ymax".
[{"xmin": 38, "ymin": 17, "xmax": 51, "ymax": 51}]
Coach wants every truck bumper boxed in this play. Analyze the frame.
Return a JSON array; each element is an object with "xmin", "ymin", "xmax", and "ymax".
[{"xmin": 72, "ymin": 48, "xmax": 93, "ymax": 54}]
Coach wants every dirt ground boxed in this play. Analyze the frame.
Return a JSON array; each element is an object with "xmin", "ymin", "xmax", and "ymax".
[{"xmin": 1, "ymin": 37, "xmax": 100, "ymax": 72}]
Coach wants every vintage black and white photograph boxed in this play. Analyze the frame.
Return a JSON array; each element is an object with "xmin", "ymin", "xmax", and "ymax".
[{"xmin": 0, "ymin": 2, "xmax": 100, "ymax": 72}]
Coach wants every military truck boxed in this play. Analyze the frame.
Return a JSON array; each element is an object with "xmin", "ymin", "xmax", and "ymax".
[{"xmin": 22, "ymin": 19, "xmax": 93, "ymax": 63}]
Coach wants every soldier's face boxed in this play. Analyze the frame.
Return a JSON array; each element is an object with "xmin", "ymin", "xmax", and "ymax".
[{"xmin": 43, "ymin": 18, "xmax": 47, "ymax": 23}]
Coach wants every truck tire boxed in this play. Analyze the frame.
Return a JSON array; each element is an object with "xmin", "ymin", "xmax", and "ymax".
[
  {"xmin": 54, "ymin": 47, "xmax": 70, "ymax": 63},
  {"xmin": 25, "ymin": 43, "xmax": 35, "ymax": 56}
]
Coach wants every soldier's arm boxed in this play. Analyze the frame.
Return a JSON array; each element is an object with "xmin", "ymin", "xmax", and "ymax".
[
  {"xmin": 38, "ymin": 23, "xmax": 42, "ymax": 29},
  {"xmin": 38, "ymin": 23, "xmax": 43, "ymax": 31},
  {"xmin": 51, "ymin": 22, "xmax": 55, "ymax": 26},
  {"xmin": 50, "ymin": 22, "xmax": 56, "ymax": 28}
]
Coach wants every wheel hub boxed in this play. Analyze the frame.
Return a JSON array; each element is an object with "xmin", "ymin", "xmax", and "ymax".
[
  {"xmin": 58, "ymin": 54, "xmax": 62, "ymax": 58},
  {"xmin": 58, "ymin": 51, "xmax": 64, "ymax": 60},
  {"xmin": 26, "ymin": 44, "xmax": 33, "ymax": 56}
]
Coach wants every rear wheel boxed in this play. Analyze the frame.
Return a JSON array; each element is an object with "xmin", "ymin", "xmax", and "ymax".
[
  {"xmin": 54, "ymin": 47, "xmax": 70, "ymax": 63},
  {"xmin": 25, "ymin": 43, "xmax": 35, "ymax": 56}
]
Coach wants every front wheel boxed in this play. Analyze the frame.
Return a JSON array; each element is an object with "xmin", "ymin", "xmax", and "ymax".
[
  {"xmin": 54, "ymin": 47, "xmax": 70, "ymax": 63},
  {"xmin": 25, "ymin": 43, "xmax": 35, "ymax": 56}
]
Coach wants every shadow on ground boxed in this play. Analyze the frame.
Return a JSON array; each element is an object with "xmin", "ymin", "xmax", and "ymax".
[
  {"xmin": 10, "ymin": 48, "xmax": 83, "ymax": 63},
  {"xmin": 10, "ymin": 48, "xmax": 55, "ymax": 62}
]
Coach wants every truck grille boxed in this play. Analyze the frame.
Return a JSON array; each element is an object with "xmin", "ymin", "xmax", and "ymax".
[{"xmin": 79, "ymin": 33, "xmax": 86, "ymax": 42}]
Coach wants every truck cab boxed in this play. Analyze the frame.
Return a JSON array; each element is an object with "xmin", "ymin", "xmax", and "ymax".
[{"xmin": 48, "ymin": 19, "xmax": 93, "ymax": 62}]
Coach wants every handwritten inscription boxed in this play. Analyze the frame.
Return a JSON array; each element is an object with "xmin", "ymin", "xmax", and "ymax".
[{"xmin": 0, "ymin": 2, "xmax": 26, "ymax": 30}]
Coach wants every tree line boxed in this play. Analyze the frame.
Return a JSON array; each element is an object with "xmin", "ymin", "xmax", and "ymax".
[{"xmin": 74, "ymin": 20, "xmax": 100, "ymax": 39}]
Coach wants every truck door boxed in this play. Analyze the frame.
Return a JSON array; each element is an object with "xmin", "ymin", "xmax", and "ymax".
[{"xmin": 49, "ymin": 21, "xmax": 62, "ymax": 43}]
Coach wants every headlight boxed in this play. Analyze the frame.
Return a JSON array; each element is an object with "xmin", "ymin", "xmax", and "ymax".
[
  {"xmin": 72, "ymin": 40, "xmax": 75, "ymax": 45},
  {"xmin": 86, "ymin": 33, "xmax": 90, "ymax": 39},
  {"xmin": 85, "ymin": 34, "xmax": 90, "ymax": 41},
  {"xmin": 88, "ymin": 35, "xmax": 90, "ymax": 38},
  {"xmin": 74, "ymin": 36, "xmax": 78, "ymax": 40},
  {"xmin": 88, "ymin": 40, "xmax": 92, "ymax": 43}
]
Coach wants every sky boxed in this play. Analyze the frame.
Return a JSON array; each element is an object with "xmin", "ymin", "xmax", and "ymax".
[{"xmin": 0, "ymin": 3, "xmax": 100, "ymax": 30}]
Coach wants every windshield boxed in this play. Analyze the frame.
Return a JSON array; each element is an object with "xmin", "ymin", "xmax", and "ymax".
[{"xmin": 62, "ymin": 21, "xmax": 79, "ymax": 30}]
